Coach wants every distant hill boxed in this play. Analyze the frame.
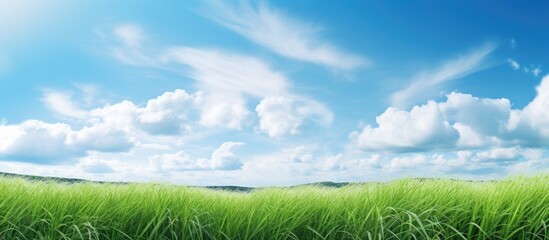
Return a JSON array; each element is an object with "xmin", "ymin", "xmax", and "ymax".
[
  {"xmin": 0, "ymin": 172, "xmax": 96, "ymax": 184},
  {"xmin": 0, "ymin": 172, "xmax": 350, "ymax": 192}
]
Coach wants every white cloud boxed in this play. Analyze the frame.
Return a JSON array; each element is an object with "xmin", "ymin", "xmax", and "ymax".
[
  {"xmin": 110, "ymin": 24, "xmax": 333, "ymax": 134},
  {"xmin": 204, "ymin": 0, "xmax": 367, "ymax": 70},
  {"xmin": 384, "ymin": 154, "xmax": 428, "ymax": 172},
  {"xmin": 354, "ymin": 74, "xmax": 549, "ymax": 152},
  {"xmin": 0, "ymin": 120, "xmax": 79, "ymax": 162},
  {"xmin": 440, "ymin": 92, "xmax": 510, "ymax": 136},
  {"xmin": 73, "ymin": 83, "xmax": 102, "ymax": 107},
  {"xmin": 114, "ymin": 24, "xmax": 144, "ymax": 49},
  {"xmin": 1, "ymin": 88, "xmax": 206, "ymax": 163},
  {"xmin": 507, "ymin": 74, "xmax": 549, "ymax": 144},
  {"xmin": 440, "ymin": 92, "xmax": 510, "ymax": 148},
  {"xmin": 149, "ymin": 141, "xmax": 245, "ymax": 172},
  {"xmin": 255, "ymin": 96, "xmax": 333, "ymax": 138},
  {"xmin": 78, "ymin": 155, "xmax": 116, "ymax": 174},
  {"xmin": 240, "ymin": 146, "xmax": 357, "ymax": 185},
  {"xmin": 84, "ymin": 89, "xmax": 203, "ymax": 136},
  {"xmin": 352, "ymin": 101, "xmax": 459, "ymax": 152},
  {"xmin": 452, "ymin": 123, "xmax": 499, "ymax": 148},
  {"xmin": 532, "ymin": 67, "xmax": 542, "ymax": 77},
  {"xmin": 522, "ymin": 65, "xmax": 543, "ymax": 77},
  {"xmin": 149, "ymin": 151, "xmax": 209, "ymax": 172},
  {"xmin": 163, "ymin": 47, "xmax": 289, "ymax": 98},
  {"xmin": 507, "ymin": 58, "xmax": 520, "ymax": 70},
  {"xmin": 111, "ymin": 24, "xmax": 152, "ymax": 66},
  {"xmin": 88, "ymin": 100, "xmax": 138, "ymax": 131},
  {"xmin": 391, "ymin": 43, "xmax": 496, "ymax": 108},
  {"xmin": 288, "ymin": 145, "xmax": 314, "ymax": 163},
  {"xmin": 42, "ymin": 90, "xmax": 88, "ymax": 119},
  {"xmin": 355, "ymin": 154, "xmax": 382, "ymax": 169},
  {"xmin": 162, "ymin": 47, "xmax": 289, "ymax": 129},
  {"xmin": 0, "ymin": 119, "xmax": 137, "ymax": 163},
  {"xmin": 431, "ymin": 151, "xmax": 470, "ymax": 168},
  {"xmin": 474, "ymin": 147, "xmax": 520, "ymax": 162},
  {"xmin": 137, "ymin": 89, "xmax": 202, "ymax": 135},
  {"xmin": 321, "ymin": 154, "xmax": 346, "ymax": 171},
  {"xmin": 66, "ymin": 124, "xmax": 134, "ymax": 153},
  {"xmin": 199, "ymin": 99, "xmax": 251, "ymax": 129},
  {"xmin": 211, "ymin": 141, "xmax": 245, "ymax": 170}
]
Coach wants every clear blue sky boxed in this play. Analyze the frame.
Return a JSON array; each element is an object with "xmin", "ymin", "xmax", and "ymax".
[{"xmin": 0, "ymin": 0, "xmax": 548, "ymax": 186}]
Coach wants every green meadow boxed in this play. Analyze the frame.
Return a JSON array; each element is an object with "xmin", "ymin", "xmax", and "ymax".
[{"xmin": 0, "ymin": 175, "xmax": 547, "ymax": 240}]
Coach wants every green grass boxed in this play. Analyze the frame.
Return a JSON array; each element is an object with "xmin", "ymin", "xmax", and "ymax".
[{"xmin": 0, "ymin": 175, "xmax": 548, "ymax": 239}]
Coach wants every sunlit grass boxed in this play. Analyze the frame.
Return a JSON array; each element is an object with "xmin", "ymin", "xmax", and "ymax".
[{"xmin": 0, "ymin": 175, "xmax": 547, "ymax": 239}]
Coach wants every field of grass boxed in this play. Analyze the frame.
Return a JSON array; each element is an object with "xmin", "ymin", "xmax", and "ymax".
[{"xmin": 0, "ymin": 175, "xmax": 547, "ymax": 239}]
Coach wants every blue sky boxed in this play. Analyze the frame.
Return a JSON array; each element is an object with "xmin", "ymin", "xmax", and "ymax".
[{"xmin": 0, "ymin": 0, "xmax": 548, "ymax": 186}]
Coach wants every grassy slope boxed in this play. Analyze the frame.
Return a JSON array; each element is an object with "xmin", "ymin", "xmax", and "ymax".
[{"xmin": 0, "ymin": 175, "xmax": 547, "ymax": 239}]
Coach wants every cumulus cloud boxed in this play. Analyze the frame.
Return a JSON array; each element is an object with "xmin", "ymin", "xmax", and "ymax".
[
  {"xmin": 203, "ymin": 0, "xmax": 367, "ymax": 70},
  {"xmin": 66, "ymin": 124, "xmax": 134, "ymax": 153},
  {"xmin": 441, "ymin": 92, "xmax": 510, "ymax": 147},
  {"xmin": 1, "ymin": 88, "xmax": 209, "ymax": 164},
  {"xmin": 211, "ymin": 142, "xmax": 245, "ymax": 170},
  {"xmin": 0, "ymin": 119, "xmax": 137, "ymax": 164},
  {"xmin": 391, "ymin": 43, "xmax": 496, "ymax": 108},
  {"xmin": 149, "ymin": 141, "xmax": 245, "ymax": 172},
  {"xmin": 0, "ymin": 120, "xmax": 79, "ymax": 163},
  {"xmin": 136, "ymin": 89, "xmax": 202, "ymax": 135},
  {"xmin": 507, "ymin": 75, "xmax": 549, "ymax": 145},
  {"xmin": 352, "ymin": 101, "xmax": 459, "ymax": 152},
  {"xmin": 354, "ymin": 75, "xmax": 549, "ymax": 152},
  {"xmin": 288, "ymin": 145, "xmax": 314, "ymax": 163},
  {"xmin": 84, "ymin": 89, "xmax": 203, "ymax": 136},
  {"xmin": 255, "ymin": 96, "xmax": 333, "ymax": 138}
]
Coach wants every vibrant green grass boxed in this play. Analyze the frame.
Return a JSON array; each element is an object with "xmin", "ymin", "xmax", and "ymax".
[{"xmin": 0, "ymin": 175, "xmax": 547, "ymax": 239}]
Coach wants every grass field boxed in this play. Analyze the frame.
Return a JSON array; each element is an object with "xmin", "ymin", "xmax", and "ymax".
[{"xmin": 0, "ymin": 175, "xmax": 547, "ymax": 239}]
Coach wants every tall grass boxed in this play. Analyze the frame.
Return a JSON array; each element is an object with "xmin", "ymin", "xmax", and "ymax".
[{"xmin": 0, "ymin": 175, "xmax": 547, "ymax": 239}]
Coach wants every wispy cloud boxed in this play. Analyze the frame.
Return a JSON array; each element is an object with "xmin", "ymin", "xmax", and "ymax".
[
  {"xmin": 509, "ymin": 38, "xmax": 516, "ymax": 49},
  {"xmin": 161, "ymin": 47, "xmax": 289, "ymax": 98},
  {"xmin": 203, "ymin": 0, "xmax": 368, "ymax": 70},
  {"xmin": 524, "ymin": 65, "xmax": 543, "ymax": 77},
  {"xmin": 507, "ymin": 58, "xmax": 520, "ymax": 70},
  {"xmin": 41, "ymin": 90, "xmax": 88, "ymax": 119},
  {"xmin": 508, "ymin": 57, "xmax": 543, "ymax": 78},
  {"xmin": 391, "ymin": 43, "xmax": 496, "ymax": 109}
]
